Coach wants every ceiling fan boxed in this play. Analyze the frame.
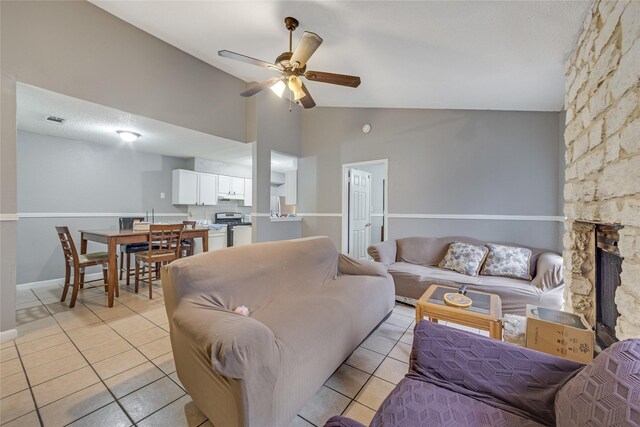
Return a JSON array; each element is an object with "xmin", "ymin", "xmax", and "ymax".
[{"xmin": 218, "ymin": 17, "xmax": 361, "ymax": 109}]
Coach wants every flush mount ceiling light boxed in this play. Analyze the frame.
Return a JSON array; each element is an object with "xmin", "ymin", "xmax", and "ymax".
[{"xmin": 116, "ymin": 130, "xmax": 140, "ymax": 142}]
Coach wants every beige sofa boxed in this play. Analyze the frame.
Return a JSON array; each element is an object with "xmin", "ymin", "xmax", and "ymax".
[
  {"xmin": 368, "ymin": 236, "xmax": 564, "ymax": 315},
  {"xmin": 162, "ymin": 236, "xmax": 395, "ymax": 427}
]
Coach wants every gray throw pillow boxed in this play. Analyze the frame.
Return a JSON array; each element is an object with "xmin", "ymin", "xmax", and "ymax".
[
  {"xmin": 438, "ymin": 242, "xmax": 488, "ymax": 276},
  {"xmin": 481, "ymin": 243, "xmax": 532, "ymax": 280}
]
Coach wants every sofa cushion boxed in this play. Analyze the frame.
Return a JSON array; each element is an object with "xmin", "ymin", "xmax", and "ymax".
[
  {"xmin": 394, "ymin": 236, "xmax": 547, "ymax": 278},
  {"xmin": 438, "ymin": 241, "xmax": 488, "ymax": 276},
  {"xmin": 371, "ymin": 377, "xmax": 543, "ymax": 427},
  {"xmin": 555, "ymin": 340, "xmax": 640, "ymax": 427},
  {"xmin": 481, "ymin": 243, "xmax": 532, "ymax": 280}
]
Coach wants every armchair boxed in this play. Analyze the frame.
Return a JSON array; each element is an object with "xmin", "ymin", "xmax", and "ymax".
[{"xmin": 326, "ymin": 321, "xmax": 639, "ymax": 426}]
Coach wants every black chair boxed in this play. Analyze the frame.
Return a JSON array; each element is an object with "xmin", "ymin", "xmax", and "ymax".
[{"xmin": 119, "ymin": 217, "xmax": 148, "ymax": 286}]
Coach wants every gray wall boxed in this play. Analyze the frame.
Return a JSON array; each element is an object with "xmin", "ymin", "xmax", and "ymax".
[
  {"xmin": 16, "ymin": 130, "xmax": 188, "ymax": 284},
  {"xmin": 252, "ymin": 92, "xmax": 302, "ymax": 243},
  {"xmin": 299, "ymin": 108, "xmax": 564, "ymax": 251},
  {"xmin": 1, "ymin": 0, "xmax": 248, "ymax": 333}
]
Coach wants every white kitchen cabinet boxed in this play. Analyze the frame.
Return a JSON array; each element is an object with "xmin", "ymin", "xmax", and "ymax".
[
  {"xmin": 198, "ymin": 173, "xmax": 218, "ymax": 205},
  {"xmin": 172, "ymin": 169, "xmax": 218, "ymax": 205},
  {"xmin": 172, "ymin": 169, "xmax": 198, "ymax": 205},
  {"xmin": 217, "ymin": 175, "xmax": 245, "ymax": 199},
  {"xmin": 243, "ymin": 178, "xmax": 253, "ymax": 206},
  {"xmin": 285, "ymin": 170, "xmax": 297, "ymax": 205},
  {"xmin": 218, "ymin": 175, "xmax": 231, "ymax": 195},
  {"xmin": 231, "ymin": 177, "xmax": 245, "ymax": 196}
]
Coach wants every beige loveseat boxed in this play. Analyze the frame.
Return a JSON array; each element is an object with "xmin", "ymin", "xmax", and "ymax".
[
  {"xmin": 368, "ymin": 236, "xmax": 564, "ymax": 315},
  {"xmin": 162, "ymin": 236, "xmax": 395, "ymax": 427}
]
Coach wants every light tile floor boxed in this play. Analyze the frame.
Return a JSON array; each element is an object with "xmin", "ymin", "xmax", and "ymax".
[{"xmin": 0, "ymin": 281, "xmax": 488, "ymax": 427}]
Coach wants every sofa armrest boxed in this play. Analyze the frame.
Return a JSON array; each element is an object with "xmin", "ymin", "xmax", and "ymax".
[
  {"xmin": 531, "ymin": 252, "xmax": 564, "ymax": 291},
  {"xmin": 339, "ymin": 254, "xmax": 389, "ymax": 277},
  {"xmin": 172, "ymin": 303, "xmax": 278, "ymax": 380},
  {"xmin": 323, "ymin": 416, "xmax": 367, "ymax": 427},
  {"xmin": 409, "ymin": 320, "xmax": 584, "ymax": 426},
  {"xmin": 367, "ymin": 240, "xmax": 397, "ymax": 265}
]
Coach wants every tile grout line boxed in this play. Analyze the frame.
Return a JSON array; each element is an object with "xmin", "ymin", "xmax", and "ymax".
[
  {"xmin": 30, "ymin": 286, "xmax": 138, "ymax": 427},
  {"xmin": 7, "ymin": 290, "xmax": 46, "ymax": 427},
  {"xmin": 12, "ymin": 289, "xmax": 416, "ymax": 427},
  {"xmin": 69, "ymin": 281, "xmax": 190, "ymax": 423},
  {"xmin": 315, "ymin": 303, "xmax": 417, "ymax": 422}
]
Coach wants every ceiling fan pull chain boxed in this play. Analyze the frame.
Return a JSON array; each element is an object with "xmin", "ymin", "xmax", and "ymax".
[{"xmin": 289, "ymin": 96, "xmax": 292, "ymax": 112}]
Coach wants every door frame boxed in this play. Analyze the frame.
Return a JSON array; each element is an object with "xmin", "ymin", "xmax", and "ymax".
[{"xmin": 341, "ymin": 159, "xmax": 389, "ymax": 254}]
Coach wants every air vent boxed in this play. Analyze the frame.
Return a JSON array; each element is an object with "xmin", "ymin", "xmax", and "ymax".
[{"xmin": 46, "ymin": 116, "xmax": 65, "ymax": 124}]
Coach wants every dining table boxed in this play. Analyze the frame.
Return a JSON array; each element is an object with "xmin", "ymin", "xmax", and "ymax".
[{"xmin": 79, "ymin": 227, "xmax": 210, "ymax": 307}]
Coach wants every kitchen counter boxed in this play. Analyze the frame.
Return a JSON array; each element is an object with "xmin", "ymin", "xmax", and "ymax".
[{"xmin": 270, "ymin": 217, "xmax": 302, "ymax": 222}]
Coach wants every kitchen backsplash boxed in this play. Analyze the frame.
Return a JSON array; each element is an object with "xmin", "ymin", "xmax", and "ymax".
[{"xmin": 188, "ymin": 200, "xmax": 251, "ymax": 222}]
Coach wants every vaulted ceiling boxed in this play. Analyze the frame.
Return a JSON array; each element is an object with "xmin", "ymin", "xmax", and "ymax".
[{"xmin": 91, "ymin": 1, "xmax": 591, "ymax": 112}]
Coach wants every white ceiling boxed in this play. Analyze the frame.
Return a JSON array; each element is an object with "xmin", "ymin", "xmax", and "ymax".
[
  {"xmin": 90, "ymin": 0, "xmax": 590, "ymax": 112},
  {"xmin": 16, "ymin": 83, "xmax": 253, "ymax": 165}
]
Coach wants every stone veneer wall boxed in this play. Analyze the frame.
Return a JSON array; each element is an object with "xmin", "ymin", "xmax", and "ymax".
[{"xmin": 563, "ymin": 0, "xmax": 639, "ymax": 340}]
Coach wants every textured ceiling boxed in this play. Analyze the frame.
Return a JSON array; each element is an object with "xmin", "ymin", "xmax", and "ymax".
[
  {"xmin": 16, "ymin": 84, "xmax": 252, "ymax": 164},
  {"xmin": 90, "ymin": 0, "xmax": 591, "ymax": 111}
]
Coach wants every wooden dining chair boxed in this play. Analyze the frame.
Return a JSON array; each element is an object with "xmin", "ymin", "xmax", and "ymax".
[
  {"xmin": 55, "ymin": 226, "xmax": 111, "ymax": 308},
  {"xmin": 134, "ymin": 224, "xmax": 184, "ymax": 299},
  {"xmin": 180, "ymin": 220, "xmax": 197, "ymax": 257},
  {"xmin": 118, "ymin": 217, "xmax": 147, "ymax": 287}
]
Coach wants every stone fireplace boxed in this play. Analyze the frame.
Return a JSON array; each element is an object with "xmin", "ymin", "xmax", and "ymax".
[
  {"xmin": 563, "ymin": 0, "xmax": 639, "ymax": 341},
  {"xmin": 567, "ymin": 222, "xmax": 624, "ymax": 347}
]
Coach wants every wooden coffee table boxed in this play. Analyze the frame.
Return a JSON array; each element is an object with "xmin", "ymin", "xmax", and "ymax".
[{"xmin": 416, "ymin": 285, "xmax": 503, "ymax": 339}]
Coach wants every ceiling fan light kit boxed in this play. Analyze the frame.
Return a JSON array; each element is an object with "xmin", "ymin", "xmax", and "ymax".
[
  {"xmin": 218, "ymin": 16, "xmax": 361, "ymax": 109},
  {"xmin": 270, "ymin": 80, "xmax": 286, "ymax": 98}
]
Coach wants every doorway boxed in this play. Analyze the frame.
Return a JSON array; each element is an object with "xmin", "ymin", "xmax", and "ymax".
[{"xmin": 341, "ymin": 159, "xmax": 388, "ymax": 258}]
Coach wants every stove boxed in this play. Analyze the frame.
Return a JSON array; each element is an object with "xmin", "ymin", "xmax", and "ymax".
[{"xmin": 214, "ymin": 212, "xmax": 252, "ymax": 247}]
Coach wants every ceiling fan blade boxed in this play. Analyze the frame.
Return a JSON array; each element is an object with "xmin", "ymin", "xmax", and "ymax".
[
  {"xmin": 304, "ymin": 71, "xmax": 361, "ymax": 88},
  {"xmin": 218, "ymin": 50, "xmax": 281, "ymax": 70},
  {"xmin": 298, "ymin": 82, "xmax": 316, "ymax": 109},
  {"xmin": 290, "ymin": 32, "xmax": 323, "ymax": 69},
  {"xmin": 240, "ymin": 77, "xmax": 283, "ymax": 97}
]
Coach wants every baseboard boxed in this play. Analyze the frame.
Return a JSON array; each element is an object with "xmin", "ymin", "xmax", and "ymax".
[
  {"xmin": 0, "ymin": 329, "xmax": 17, "ymax": 342},
  {"xmin": 17, "ymin": 273, "xmax": 103, "ymax": 290}
]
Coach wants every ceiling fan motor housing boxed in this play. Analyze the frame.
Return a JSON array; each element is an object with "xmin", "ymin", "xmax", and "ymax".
[
  {"xmin": 284, "ymin": 17, "xmax": 299, "ymax": 32},
  {"xmin": 275, "ymin": 52, "xmax": 306, "ymax": 75}
]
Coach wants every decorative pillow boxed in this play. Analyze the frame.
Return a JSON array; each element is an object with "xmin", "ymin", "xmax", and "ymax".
[
  {"xmin": 438, "ymin": 242, "xmax": 489, "ymax": 276},
  {"xmin": 480, "ymin": 243, "xmax": 532, "ymax": 280}
]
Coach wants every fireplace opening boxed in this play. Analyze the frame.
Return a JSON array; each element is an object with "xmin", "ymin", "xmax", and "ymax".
[{"xmin": 595, "ymin": 224, "xmax": 623, "ymax": 349}]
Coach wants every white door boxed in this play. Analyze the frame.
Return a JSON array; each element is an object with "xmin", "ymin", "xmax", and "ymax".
[
  {"xmin": 198, "ymin": 173, "xmax": 218, "ymax": 205},
  {"xmin": 348, "ymin": 169, "xmax": 371, "ymax": 259}
]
